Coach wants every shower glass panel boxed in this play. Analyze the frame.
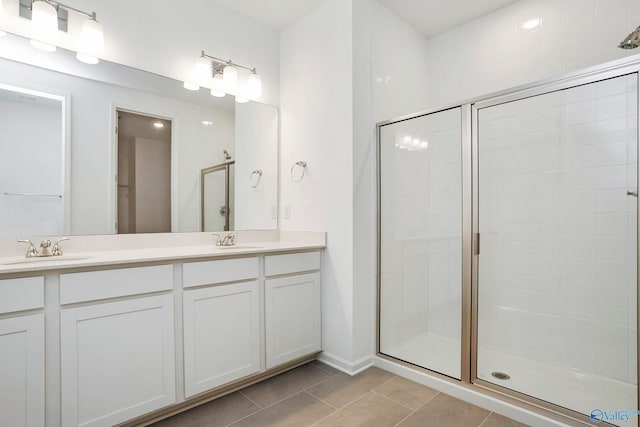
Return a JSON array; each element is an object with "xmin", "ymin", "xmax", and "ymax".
[
  {"xmin": 379, "ymin": 107, "xmax": 462, "ymax": 379},
  {"xmin": 476, "ymin": 74, "xmax": 638, "ymax": 424}
]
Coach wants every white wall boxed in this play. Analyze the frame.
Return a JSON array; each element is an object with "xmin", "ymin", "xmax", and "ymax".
[
  {"xmin": 425, "ymin": 0, "xmax": 640, "ymax": 109},
  {"xmin": 1, "ymin": 57, "xmax": 234, "ymax": 235},
  {"xmin": 234, "ymin": 102, "xmax": 278, "ymax": 230},
  {"xmin": 280, "ymin": 0, "xmax": 357, "ymax": 369},
  {"xmin": 0, "ymin": 0, "xmax": 280, "ymax": 106},
  {"xmin": 372, "ymin": 1, "xmax": 430, "ymax": 122}
]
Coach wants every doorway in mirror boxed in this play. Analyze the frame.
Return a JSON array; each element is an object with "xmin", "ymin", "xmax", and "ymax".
[{"xmin": 116, "ymin": 110, "xmax": 172, "ymax": 234}]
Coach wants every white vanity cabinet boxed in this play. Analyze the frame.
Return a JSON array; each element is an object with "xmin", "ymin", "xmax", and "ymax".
[
  {"xmin": 264, "ymin": 251, "xmax": 322, "ymax": 369},
  {"xmin": 182, "ymin": 258, "xmax": 260, "ymax": 397},
  {"xmin": 0, "ymin": 276, "xmax": 45, "ymax": 427},
  {"xmin": 59, "ymin": 266, "xmax": 176, "ymax": 427}
]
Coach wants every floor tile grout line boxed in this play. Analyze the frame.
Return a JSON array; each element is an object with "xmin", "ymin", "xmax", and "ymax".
[
  {"xmin": 302, "ymin": 389, "xmax": 340, "ymax": 410},
  {"xmin": 477, "ymin": 411, "xmax": 493, "ymax": 427},
  {"xmin": 392, "ymin": 408, "xmax": 417, "ymax": 427},
  {"xmin": 305, "ymin": 391, "xmax": 341, "ymax": 426},
  {"xmin": 238, "ymin": 390, "xmax": 263, "ymax": 409},
  {"xmin": 307, "ymin": 390, "xmax": 379, "ymax": 426},
  {"xmin": 224, "ymin": 405, "xmax": 265, "ymax": 427},
  {"xmin": 370, "ymin": 389, "xmax": 423, "ymax": 412},
  {"xmin": 301, "ymin": 371, "xmax": 341, "ymax": 393}
]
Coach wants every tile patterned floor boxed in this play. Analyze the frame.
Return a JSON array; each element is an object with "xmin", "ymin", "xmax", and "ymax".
[{"xmin": 152, "ymin": 361, "xmax": 529, "ymax": 427}]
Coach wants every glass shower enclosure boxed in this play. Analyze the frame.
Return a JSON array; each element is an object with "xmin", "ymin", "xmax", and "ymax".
[{"xmin": 378, "ymin": 63, "xmax": 639, "ymax": 425}]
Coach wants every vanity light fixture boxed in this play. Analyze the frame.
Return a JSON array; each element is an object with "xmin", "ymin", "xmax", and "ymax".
[
  {"xmin": 185, "ymin": 51, "xmax": 262, "ymax": 102},
  {"xmin": 24, "ymin": 0, "xmax": 104, "ymax": 63}
]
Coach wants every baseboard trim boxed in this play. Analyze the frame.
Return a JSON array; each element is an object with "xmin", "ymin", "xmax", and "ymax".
[{"xmin": 317, "ymin": 352, "xmax": 374, "ymax": 375}]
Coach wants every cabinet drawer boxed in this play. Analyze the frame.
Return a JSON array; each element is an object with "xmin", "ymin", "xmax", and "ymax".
[
  {"xmin": 0, "ymin": 276, "xmax": 44, "ymax": 314},
  {"xmin": 265, "ymin": 251, "xmax": 321, "ymax": 277},
  {"xmin": 60, "ymin": 265, "xmax": 173, "ymax": 304},
  {"xmin": 182, "ymin": 257, "xmax": 258, "ymax": 288}
]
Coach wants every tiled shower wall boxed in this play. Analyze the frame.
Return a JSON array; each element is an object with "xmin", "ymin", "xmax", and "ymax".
[
  {"xmin": 379, "ymin": 108, "xmax": 462, "ymax": 374},
  {"xmin": 477, "ymin": 74, "xmax": 638, "ymax": 384}
]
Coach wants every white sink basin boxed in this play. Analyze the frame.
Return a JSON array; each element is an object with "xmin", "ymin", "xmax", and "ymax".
[{"xmin": 0, "ymin": 255, "xmax": 93, "ymax": 266}]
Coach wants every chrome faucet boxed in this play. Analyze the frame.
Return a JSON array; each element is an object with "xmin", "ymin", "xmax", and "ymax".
[
  {"xmin": 212, "ymin": 232, "xmax": 237, "ymax": 246},
  {"xmin": 17, "ymin": 237, "xmax": 69, "ymax": 258}
]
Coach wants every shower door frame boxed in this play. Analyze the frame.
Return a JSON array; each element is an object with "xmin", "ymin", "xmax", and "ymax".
[
  {"xmin": 376, "ymin": 54, "xmax": 640, "ymax": 426},
  {"xmin": 470, "ymin": 61, "xmax": 640, "ymax": 425}
]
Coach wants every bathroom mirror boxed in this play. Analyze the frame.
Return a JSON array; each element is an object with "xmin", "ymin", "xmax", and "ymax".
[{"xmin": 0, "ymin": 32, "xmax": 278, "ymax": 237}]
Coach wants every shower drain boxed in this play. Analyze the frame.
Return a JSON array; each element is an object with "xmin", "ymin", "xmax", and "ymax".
[{"xmin": 491, "ymin": 372, "xmax": 511, "ymax": 380}]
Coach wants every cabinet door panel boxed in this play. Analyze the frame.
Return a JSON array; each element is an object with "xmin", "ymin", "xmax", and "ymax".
[
  {"xmin": 61, "ymin": 295, "xmax": 175, "ymax": 427},
  {"xmin": 265, "ymin": 272, "xmax": 321, "ymax": 368},
  {"xmin": 0, "ymin": 314, "xmax": 44, "ymax": 427},
  {"xmin": 183, "ymin": 281, "xmax": 260, "ymax": 397}
]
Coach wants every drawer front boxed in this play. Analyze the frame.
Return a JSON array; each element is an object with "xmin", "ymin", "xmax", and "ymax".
[
  {"xmin": 183, "ymin": 257, "xmax": 258, "ymax": 288},
  {"xmin": 60, "ymin": 264, "xmax": 173, "ymax": 304},
  {"xmin": 0, "ymin": 276, "xmax": 44, "ymax": 314},
  {"xmin": 265, "ymin": 251, "xmax": 321, "ymax": 277}
]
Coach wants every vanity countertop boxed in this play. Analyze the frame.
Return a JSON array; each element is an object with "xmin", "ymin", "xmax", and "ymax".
[{"xmin": 0, "ymin": 240, "xmax": 325, "ymax": 275}]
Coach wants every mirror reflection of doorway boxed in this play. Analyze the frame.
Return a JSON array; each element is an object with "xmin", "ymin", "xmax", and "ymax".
[
  {"xmin": 201, "ymin": 162, "xmax": 235, "ymax": 231},
  {"xmin": 116, "ymin": 110, "xmax": 171, "ymax": 234}
]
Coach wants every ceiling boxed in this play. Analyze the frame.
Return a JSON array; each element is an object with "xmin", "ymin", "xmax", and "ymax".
[{"xmin": 214, "ymin": 0, "xmax": 517, "ymax": 38}]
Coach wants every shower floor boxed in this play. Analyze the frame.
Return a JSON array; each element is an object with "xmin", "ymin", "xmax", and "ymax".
[
  {"xmin": 383, "ymin": 333, "xmax": 637, "ymax": 427},
  {"xmin": 477, "ymin": 348, "xmax": 637, "ymax": 427}
]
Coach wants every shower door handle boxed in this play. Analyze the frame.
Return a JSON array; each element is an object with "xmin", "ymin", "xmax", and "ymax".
[{"xmin": 627, "ymin": 190, "xmax": 638, "ymax": 197}]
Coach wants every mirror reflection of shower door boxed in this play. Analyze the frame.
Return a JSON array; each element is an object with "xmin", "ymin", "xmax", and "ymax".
[
  {"xmin": 201, "ymin": 162, "xmax": 234, "ymax": 231},
  {"xmin": 379, "ymin": 107, "xmax": 463, "ymax": 379},
  {"xmin": 475, "ymin": 74, "xmax": 638, "ymax": 425}
]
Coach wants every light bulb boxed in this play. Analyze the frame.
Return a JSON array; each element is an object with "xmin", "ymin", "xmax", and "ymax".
[
  {"xmin": 247, "ymin": 72, "xmax": 262, "ymax": 98},
  {"xmin": 235, "ymin": 78, "xmax": 249, "ymax": 103},
  {"xmin": 412, "ymin": 138, "xmax": 420, "ymax": 147},
  {"xmin": 76, "ymin": 18, "xmax": 104, "ymax": 64},
  {"xmin": 420, "ymin": 141, "xmax": 429, "ymax": 149},
  {"xmin": 210, "ymin": 73, "xmax": 225, "ymax": 97},
  {"xmin": 402, "ymin": 136, "xmax": 411, "ymax": 146},
  {"xmin": 223, "ymin": 65, "xmax": 237, "ymax": 92},
  {"xmin": 30, "ymin": 1, "xmax": 58, "ymax": 51}
]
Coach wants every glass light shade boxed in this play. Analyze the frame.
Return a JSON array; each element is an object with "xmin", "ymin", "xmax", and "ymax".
[
  {"xmin": 31, "ymin": 1, "xmax": 58, "ymax": 37},
  {"xmin": 76, "ymin": 18, "xmax": 104, "ymax": 64},
  {"xmin": 0, "ymin": 31, "xmax": 6, "ymax": 37},
  {"xmin": 30, "ymin": 1, "xmax": 58, "ymax": 51},
  {"xmin": 195, "ymin": 56, "xmax": 211, "ymax": 81},
  {"xmin": 223, "ymin": 65, "xmax": 237, "ymax": 92},
  {"xmin": 247, "ymin": 73, "xmax": 262, "ymax": 98},
  {"xmin": 183, "ymin": 81, "xmax": 200, "ymax": 91},
  {"xmin": 210, "ymin": 74, "xmax": 225, "ymax": 97}
]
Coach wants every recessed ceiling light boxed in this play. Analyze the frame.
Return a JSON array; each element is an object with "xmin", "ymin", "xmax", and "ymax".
[
  {"xmin": 522, "ymin": 18, "xmax": 541, "ymax": 30},
  {"xmin": 201, "ymin": 121, "xmax": 214, "ymax": 126},
  {"xmin": 153, "ymin": 121, "xmax": 165, "ymax": 129}
]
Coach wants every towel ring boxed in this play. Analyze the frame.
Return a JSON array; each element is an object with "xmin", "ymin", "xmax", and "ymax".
[
  {"xmin": 249, "ymin": 169, "xmax": 263, "ymax": 188},
  {"xmin": 290, "ymin": 161, "xmax": 307, "ymax": 183}
]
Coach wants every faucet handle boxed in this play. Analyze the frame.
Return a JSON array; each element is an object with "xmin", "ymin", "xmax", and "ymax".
[
  {"xmin": 52, "ymin": 237, "xmax": 69, "ymax": 256},
  {"xmin": 17, "ymin": 239, "xmax": 38, "ymax": 258},
  {"xmin": 212, "ymin": 233, "xmax": 222, "ymax": 246}
]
